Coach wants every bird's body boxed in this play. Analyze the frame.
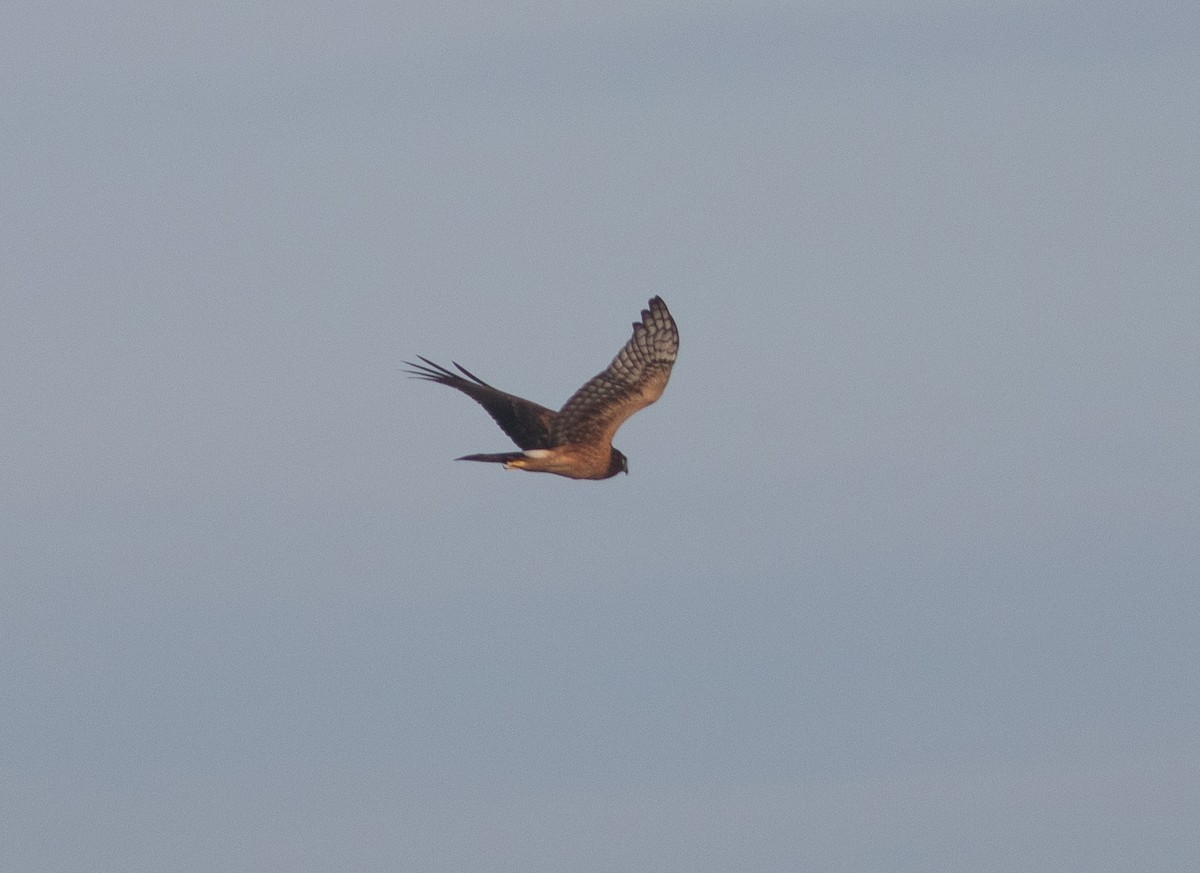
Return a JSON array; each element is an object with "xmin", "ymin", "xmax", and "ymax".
[{"xmin": 406, "ymin": 296, "xmax": 678, "ymax": 480}]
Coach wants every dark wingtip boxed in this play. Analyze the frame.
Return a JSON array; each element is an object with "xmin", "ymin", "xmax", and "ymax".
[
  {"xmin": 404, "ymin": 356, "xmax": 463, "ymax": 382},
  {"xmin": 403, "ymin": 356, "xmax": 433, "ymax": 372},
  {"xmin": 451, "ymin": 360, "xmax": 492, "ymax": 387}
]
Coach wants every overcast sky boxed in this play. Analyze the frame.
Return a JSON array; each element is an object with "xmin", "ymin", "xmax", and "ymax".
[{"xmin": 4, "ymin": 2, "xmax": 1199, "ymax": 871}]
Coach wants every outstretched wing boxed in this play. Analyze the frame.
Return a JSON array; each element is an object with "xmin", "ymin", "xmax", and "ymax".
[
  {"xmin": 404, "ymin": 357, "xmax": 555, "ymax": 450},
  {"xmin": 551, "ymin": 296, "xmax": 679, "ymax": 446}
]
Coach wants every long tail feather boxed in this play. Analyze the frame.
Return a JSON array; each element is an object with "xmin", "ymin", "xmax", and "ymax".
[{"xmin": 455, "ymin": 452, "xmax": 522, "ymax": 464}]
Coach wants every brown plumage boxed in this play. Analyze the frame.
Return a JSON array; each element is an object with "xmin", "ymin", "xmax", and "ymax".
[{"xmin": 406, "ymin": 296, "xmax": 679, "ymax": 480}]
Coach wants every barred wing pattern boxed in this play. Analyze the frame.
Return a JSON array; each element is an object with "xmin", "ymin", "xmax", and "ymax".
[{"xmin": 551, "ymin": 296, "xmax": 679, "ymax": 446}]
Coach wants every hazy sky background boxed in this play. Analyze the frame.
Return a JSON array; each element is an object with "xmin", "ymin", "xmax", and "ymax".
[{"xmin": 4, "ymin": 2, "xmax": 1198, "ymax": 870}]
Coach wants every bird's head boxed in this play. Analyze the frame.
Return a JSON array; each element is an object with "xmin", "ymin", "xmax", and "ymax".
[{"xmin": 606, "ymin": 448, "xmax": 629, "ymax": 478}]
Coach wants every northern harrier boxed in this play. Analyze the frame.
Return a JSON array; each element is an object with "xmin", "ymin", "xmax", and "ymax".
[{"xmin": 406, "ymin": 296, "xmax": 678, "ymax": 480}]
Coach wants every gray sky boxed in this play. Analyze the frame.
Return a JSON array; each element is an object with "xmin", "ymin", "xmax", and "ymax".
[{"xmin": 4, "ymin": 2, "xmax": 1198, "ymax": 871}]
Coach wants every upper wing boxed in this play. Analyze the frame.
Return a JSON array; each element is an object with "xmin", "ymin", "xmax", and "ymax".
[
  {"xmin": 551, "ymin": 296, "xmax": 679, "ymax": 446},
  {"xmin": 404, "ymin": 357, "xmax": 555, "ymax": 450}
]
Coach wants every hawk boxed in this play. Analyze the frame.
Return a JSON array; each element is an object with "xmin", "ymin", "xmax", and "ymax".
[{"xmin": 406, "ymin": 296, "xmax": 678, "ymax": 480}]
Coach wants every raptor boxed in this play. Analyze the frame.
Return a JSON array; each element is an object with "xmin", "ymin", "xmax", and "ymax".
[{"xmin": 406, "ymin": 296, "xmax": 679, "ymax": 480}]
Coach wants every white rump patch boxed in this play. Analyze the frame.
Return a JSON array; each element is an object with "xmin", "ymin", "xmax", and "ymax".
[{"xmin": 523, "ymin": 449, "xmax": 551, "ymax": 458}]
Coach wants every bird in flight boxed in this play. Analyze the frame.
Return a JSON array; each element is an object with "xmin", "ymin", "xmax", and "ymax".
[{"xmin": 406, "ymin": 296, "xmax": 678, "ymax": 480}]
